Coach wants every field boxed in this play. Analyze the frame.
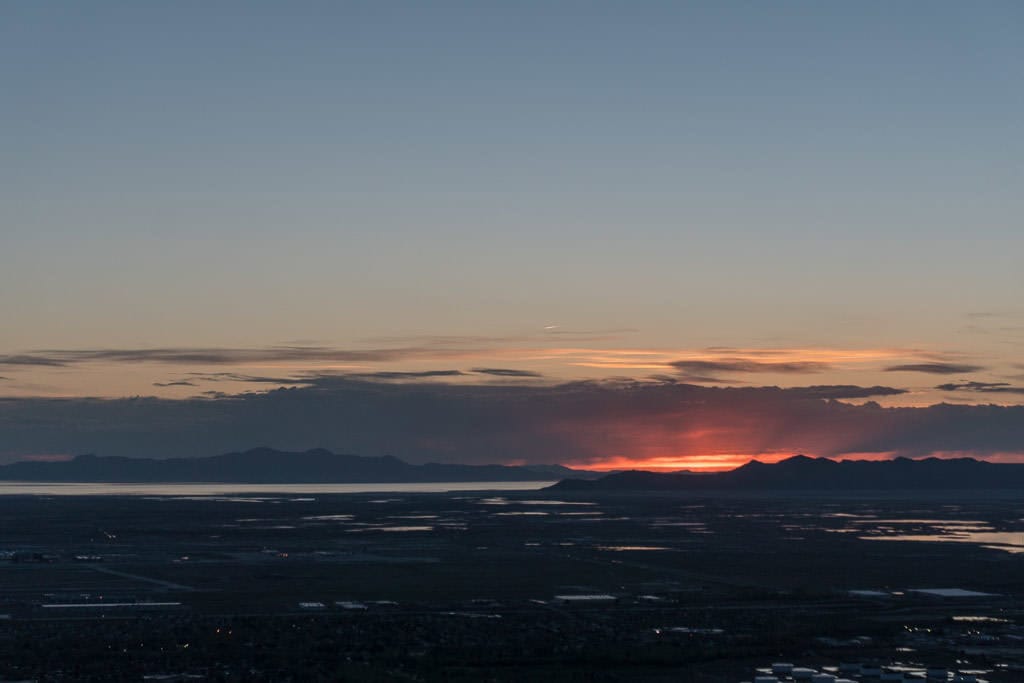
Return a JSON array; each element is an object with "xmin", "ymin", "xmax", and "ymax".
[{"xmin": 2, "ymin": 489, "xmax": 1024, "ymax": 681}]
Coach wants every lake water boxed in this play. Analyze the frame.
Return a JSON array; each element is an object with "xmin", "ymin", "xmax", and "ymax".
[
  {"xmin": 822, "ymin": 515, "xmax": 1024, "ymax": 554},
  {"xmin": 0, "ymin": 481, "xmax": 557, "ymax": 496}
]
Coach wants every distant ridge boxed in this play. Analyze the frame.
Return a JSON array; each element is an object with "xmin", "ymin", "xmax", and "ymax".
[
  {"xmin": 0, "ymin": 448, "xmax": 602, "ymax": 484},
  {"xmin": 549, "ymin": 455, "xmax": 1024, "ymax": 491}
]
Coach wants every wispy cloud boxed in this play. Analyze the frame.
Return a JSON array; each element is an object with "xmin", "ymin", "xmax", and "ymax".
[
  {"xmin": 3, "ymin": 344, "xmax": 1005, "ymax": 407},
  {"xmin": 775, "ymin": 385, "xmax": 906, "ymax": 400},
  {"xmin": 670, "ymin": 359, "xmax": 831, "ymax": 382},
  {"xmin": 562, "ymin": 346, "xmax": 956, "ymax": 373},
  {"xmin": 1, "ymin": 341, "xmax": 974, "ymax": 384},
  {"xmin": 0, "ymin": 354, "xmax": 68, "ymax": 367},
  {"xmin": 937, "ymin": 381, "xmax": 1024, "ymax": 395},
  {"xmin": 358, "ymin": 329, "xmax": 637, "ymax": 345},
  {"xmin": 885, "ymin": 363, "xmax": 983, "ymax": 374},
  {"xmin": 349, "ymin": 370, "xmax": 466, "ymax": 380},
  {"xmin": 966, "ymin": 310, "xmax": 1024, "ymax": 320},
  {"xmin": 187, "ymin": 372, "xmax": 316, "ymax": 385},
  {"xmin": 13, "ymin": 346, "xmax": 458, "ymax": 366},
  {"xmin": 471, "ymin": 368, "xmax": 544, "ymax": 378},
  {"xmin": 190, "ymin": 369, "xmax": 476, "ymax": 384}
]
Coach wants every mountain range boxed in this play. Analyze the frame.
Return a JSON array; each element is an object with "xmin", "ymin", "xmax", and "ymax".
[
  {"xmin": 4, "ymin": 451, "xmax": 1019, "ymax": 489},
  {"xmin": 0, "ymin": 448, "xmax": 601, "ymax": 484},
  {"xmin": 549, "ymin": 454, "xmax": 1024, "ymax": 491}
]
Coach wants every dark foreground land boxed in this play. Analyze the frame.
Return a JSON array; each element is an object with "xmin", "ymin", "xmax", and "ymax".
[{"xmin": 2, "ymin": 490, "xmax": 1024, "ymax": 681}]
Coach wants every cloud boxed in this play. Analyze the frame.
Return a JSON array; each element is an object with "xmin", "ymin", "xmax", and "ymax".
[
  {"xmin": 3, "ymin": 344, "xmax": 977, "ymax": 394},
  {"xmin": 937, "ymin": 381, "xmax": 1024, "ymax": 395},
  {"xmin": 885, "ymin": 363, "xmax": 984, "ymax": 375},
  {"xmin": 360, "ymin": 329, "xmax": 637, "ymax": 345},
  {"xmin": 0, "ymin": 354, "xmax": 68, "ymax": 367},
  {"xmin": 152, "ymin": 380, "xmax": 198, "ymax": 388},
  {"xmin": 186, "ymin": 368, "xmax": 531, "ymax": 385},
  {"xmin": 778, "ymin": 385, "xmax": 906, "ymax": 400},
  {"xmin": 669, "ymin": 359, "xmax": 831, "ymax": 382},
  {"xmin": 471, "ymin": 368, "xmax": 544, "ymax": 378},
  {"xmin": 539, "ymin": 327, "xmax": 638, "ymax": 338},
  {"xmin": 348, "ymin": 370, "xmax": 465, "ymax": 380},
  {"xmin": 13, "ymin": 346, "xmax": 444, "ymax": 365},
  {"xmin": 187, "ymin": 372, "xmax": 316, "ymax": 385},
  {"xmin": 1, "ymin": 343, "xmax": 548, "ymax": 371},
  {"xmin": 1, "ymin": 378, "xmax": 1019, "ymax": 467},
  {"xmin": 200, "ymin": 390, "xmax": 232, "ymax": 399},
  {"xmin": 189, "ymin": 369, "xmax": 469, "ymax": 384},
  {"xmin": 2, "ymin": 343, "xmax": 951, "ymax": 374},
  {"xmin": 966, "ymin": 310, "xmax": 1024, "ymax": 320}
]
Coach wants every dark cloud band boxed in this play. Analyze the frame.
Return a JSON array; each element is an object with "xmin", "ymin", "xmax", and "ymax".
[
  {"xmin": 937, "ymin": 381, "xmax": 1024, "ymax": 395},
  {"xmin": 1, "ymin": 378, "xmax": 1018, "ymax": 466},
  {"xmin": 885, "ymin": 363, "xmax": 983, "ymax": 374},
  {"xmin": 471, "ymin": 368, "xmax": 544, "ymax": 378},
  {"xmin": 670, "ymin": 359, "xmax": 831, "ymax": 382}
]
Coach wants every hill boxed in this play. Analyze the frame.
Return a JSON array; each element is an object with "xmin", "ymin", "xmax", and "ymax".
[
  {"xmin": 0, "ymin": 448, "xmax": 600, "ymax": 484},
  {"xmin": 549, "ymin": 454, "xmax": 1024, "ymax": 491}
]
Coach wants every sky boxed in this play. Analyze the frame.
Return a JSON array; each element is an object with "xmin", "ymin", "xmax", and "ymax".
[{"xmin": 2, "ymin": 2, "xmax": 1023, "ymax": 468}]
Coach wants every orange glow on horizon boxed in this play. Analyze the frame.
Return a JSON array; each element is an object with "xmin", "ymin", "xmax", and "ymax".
[
  {"xmin": 567, "ymin": 450, "xmax": 1024, "ymax": 473},
  {"xmin": 570, "ymin": 453, "xmax": 797, "ymax": 472}
]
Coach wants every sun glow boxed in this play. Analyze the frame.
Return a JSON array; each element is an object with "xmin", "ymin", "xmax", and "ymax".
[
  {"xmin": 570, "ymin": 450, "xmax": 1024, "ymax": 473},
  {"xmin": 573, "ymin": 453, "xmax": 797, "ymax": 473}
]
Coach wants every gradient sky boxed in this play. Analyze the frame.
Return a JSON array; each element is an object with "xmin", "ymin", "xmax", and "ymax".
[{"xmin": 2, "ymin": 2, "xmax": 1023, "ymax": 467}]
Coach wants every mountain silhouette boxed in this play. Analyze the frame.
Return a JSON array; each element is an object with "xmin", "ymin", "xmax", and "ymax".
[
  {"xmin": 0, "ymin": 448, "xmax": 599, "ymax": 484},
  {"xmin": 549, "ymin": 455, "xmax": 1024, "ymax": 491}
]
